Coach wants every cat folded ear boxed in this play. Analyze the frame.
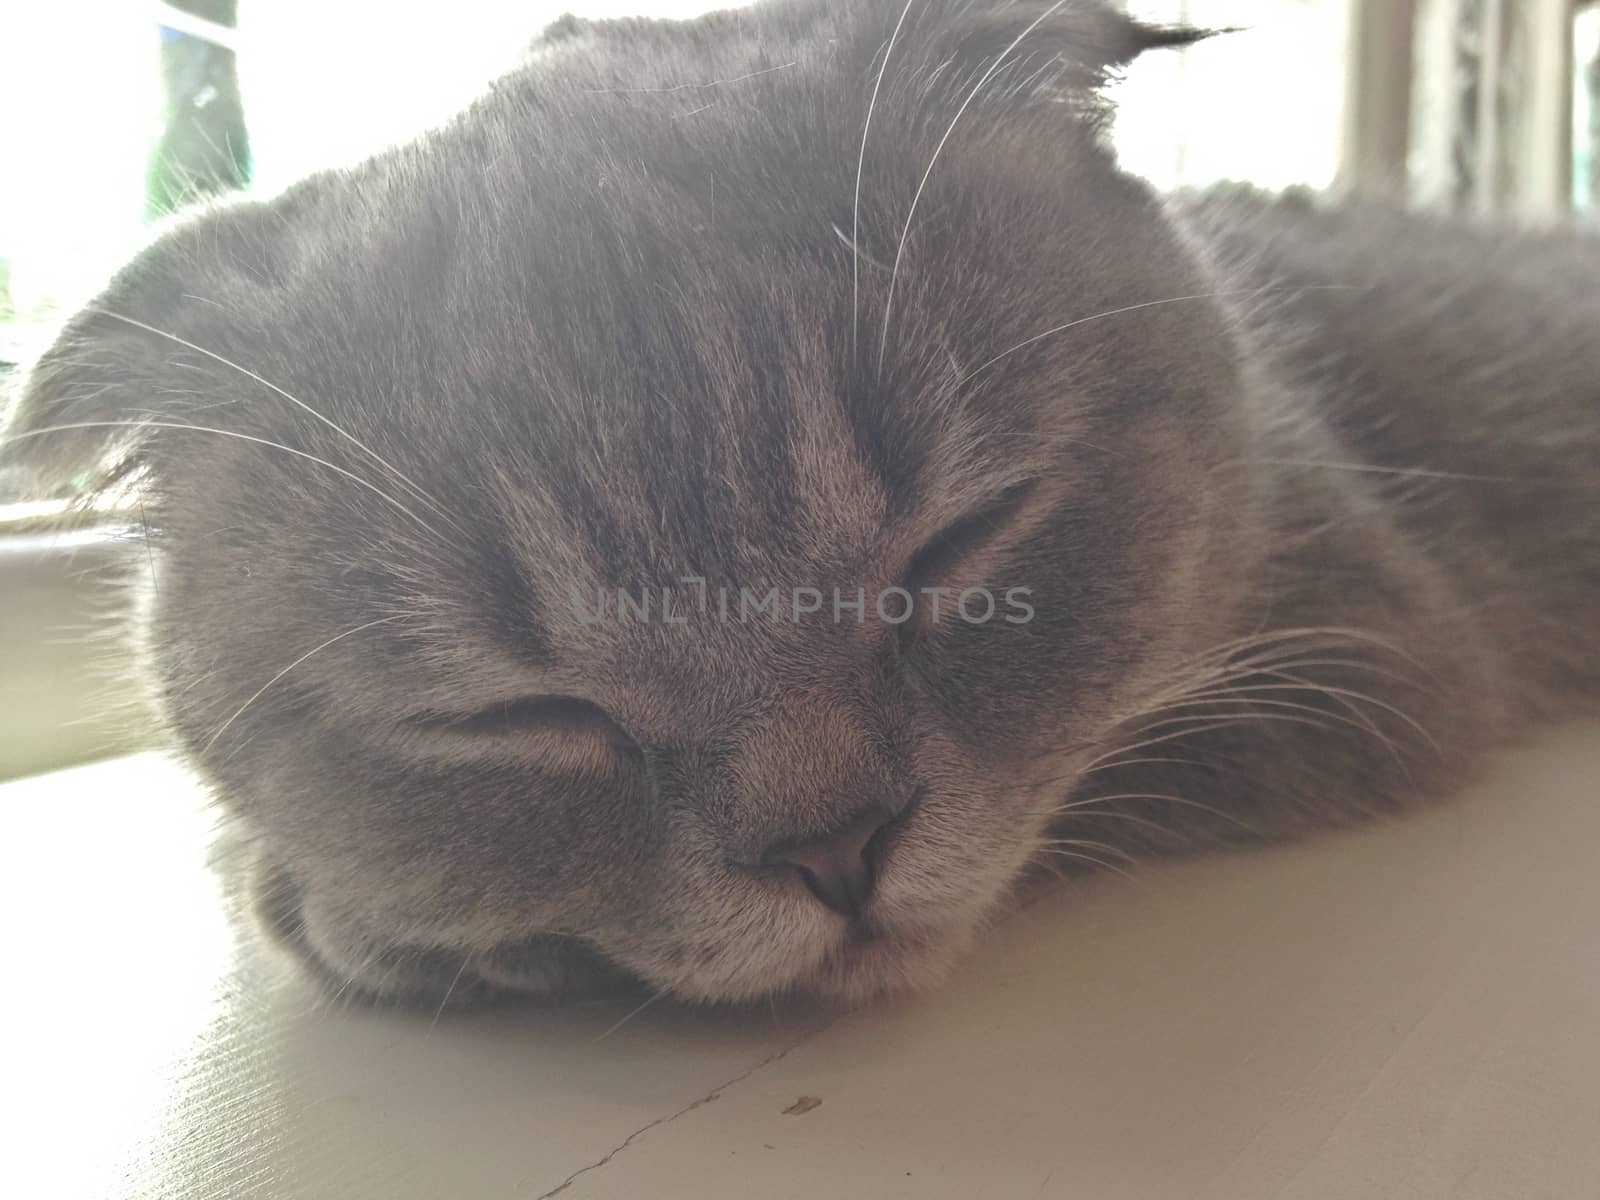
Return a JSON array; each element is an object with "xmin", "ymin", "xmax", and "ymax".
[
  {"xmin": 0, "ymin": 185, "xmax": 322, "ymax": 500},
  {"xmin": 946, "ymin": 0, "xmax": 1210, "ymax": 86},
  {"xmin": 858, "ymin": 0, "xmax": 1211, "ymax": 99},
  {"xmin": 2, "ymin": 264, "xmax": 189, "ymax": 499}
]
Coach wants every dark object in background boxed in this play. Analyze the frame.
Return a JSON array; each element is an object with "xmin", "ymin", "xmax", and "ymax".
[{"xmin": 147, "ymin": 0, "xmax": 250, "ymax": 218}]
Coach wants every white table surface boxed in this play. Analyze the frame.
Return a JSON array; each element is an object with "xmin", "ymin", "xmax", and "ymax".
[{"xmin": 7, "ymin": 724, "xmax": 1599, "ymax": 1199}]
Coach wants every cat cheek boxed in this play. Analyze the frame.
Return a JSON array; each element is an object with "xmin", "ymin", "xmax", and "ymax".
[{"xmin": 245, "ymin": 859, "xmax": 450, "ymax": 1005}]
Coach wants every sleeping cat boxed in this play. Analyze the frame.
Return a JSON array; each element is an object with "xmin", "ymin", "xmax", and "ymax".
[{"xmin": 4, "ymin": 0, "xmax": 1598, "ymax": 1009}]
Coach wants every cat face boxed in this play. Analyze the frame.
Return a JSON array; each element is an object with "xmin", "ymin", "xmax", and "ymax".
[{"xmin": 4, "ymin": 1, "xmax": 1251, "ymax": 1005}]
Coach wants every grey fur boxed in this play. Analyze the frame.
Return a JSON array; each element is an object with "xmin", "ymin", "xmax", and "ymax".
[{"xmin": 3, "ymin": 1, "xmax": 1597, "ymax": 1007}]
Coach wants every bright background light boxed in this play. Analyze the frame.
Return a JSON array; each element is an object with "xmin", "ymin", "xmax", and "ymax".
[
  {"xmin": 1116, "ymin": 0, "xmax": 1348, "ymax": 193},
  {"xmin": 237, "ymin": 1, "xmax": 734, "ymax": 196},
  {"xmin": 0, "ymin": 1, "xmax": 1347, "ymax": 331},
  {"xmin": 0, "ymin": 4, "xmax": 163, "ymax": 321}
]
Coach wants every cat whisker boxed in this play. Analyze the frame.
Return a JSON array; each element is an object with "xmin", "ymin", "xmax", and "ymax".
[
  {"xmin": 1051, "ymin": 791, "xmax": 1250, "ymax": 829},
  {"xmin": 980, "ymin": 428, "xmax": 1129, "ymax": 459},
  {"xmin": 425, "ymin": 958, "xmax": 472, "ymax": 1038},
  {"xmin": 579, "ymin": 59, "xmax": 796, "ymax": 96},
  {"xmin": 1114, "ymin": 629, "xmax": 1438, "ymax": 727},
  {"xmin": 878, "ymin": 0, "xmax": 1072, "ymax": 375},
  {"xmin": 591, "ymin": 987, "xmax": 669, "ymax": 1044},
  {"xmin": 1038, "ymin": 835, "xmax": 1139, "ymax": 864},
  {"xmin": 1240, "ymin": 671, "xmax": 1441, "ymax": 753},
  {"xmin": 1106, "ymin": 649, "xmax": 1436, "ymax": 766},
  {"xmin": 1051, "ymin": 807, "xmax": 1181, "ymax": 842},
  {"xmin": 1079, "ymin": 755, "xmax": 1217, "ymax": 776},
  {"xmin": 1137, "ymin": 702, "xmax": 1404, "ymax": 761},
  {"xmin": 88, "ymin": 308, "xmax": 456, "ymax": 525},
  {"xmin": 362, "ymin": 955, "xmax": 410, "ymax": 1013},
  {"xmin": 1183, "ymin": 623, "xmax": 1398, "ymax": 660},
  {"xmin": 138, "ymin": 495, "xmax": 158, "ymax": 598},
  {"xmin": 853, "ymin": 0, "xmax": 918, "ymax": 362},
  {"xmin": 1033, "ymin": 845, "xmax": 1142, "ymax": 885},
  {"xmin": 1044, "ymin": 637, "xmax": 1437, "ymax": 800},
  {"xmin": 203, "ymin": 615, "xmax": 407, "ymax": 753},
  {"xmin": 957, "ymin": 285, "xmax": 1363, "ymax": 387},
  {"xmin": 1250, "ymin": 456, "xmax": 1588, "ymax": 486},
  {"xmin": 833, "ymin": 224, "xmax": 888, "ymax": 273},
  {"xmin": 1074, "ymin": 717, "xmax": 1261, "ymax": 775},
  {"xmin": 1136, "ymin": 681, "xmax": 1400, "ymax": 746},
  {"xmin": 1200, "ymin": 655, "xmax": 1436, "ymax": 697},
  {"xmin": 4, "ymin": 420, "xmax": 446, "ymax": 538},
  {"xmin": 1170, "ymin": 624, "xmax": 1430, "ymax": 675},
  {"xmin": 323, "ymin": 946, "xmax": 385, "ymax": 1013},
  {"xmin": 1028, "ymin": 755, "xmax": 1179, "ymax": 799}
]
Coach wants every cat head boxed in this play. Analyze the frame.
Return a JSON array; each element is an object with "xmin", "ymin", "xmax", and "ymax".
[{"xmin": 2, "ymin": 0, "xmax": 1253, "ymax": 1005}]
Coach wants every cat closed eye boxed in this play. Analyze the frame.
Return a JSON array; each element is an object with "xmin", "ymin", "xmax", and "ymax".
[
  {"xmin": 896, "ymin": 478, "xmax": 1039, "ymax": 646},
  {"xmin": 900, "ymin": 478, "xmax": 1039, "ymax": 595},
  {"xmin": 411, "ymin": 696, "xmax": 640, "ymax": 754}
]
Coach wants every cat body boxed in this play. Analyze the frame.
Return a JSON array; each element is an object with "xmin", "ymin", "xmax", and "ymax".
[{"xmin": 4, "ymin": 0, "xmax": 1597, "ymax": 1007}]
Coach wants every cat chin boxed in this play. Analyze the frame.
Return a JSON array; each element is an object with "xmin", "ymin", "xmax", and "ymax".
[
  {"xmin": 250, "ymin": 843, "xmax": 986, "ymax": 1009},
  {"xmin": 276, "ymin": 907, "xmax": 971, "ymax": 1011},
  {"xmin": 248, "ymin": 856, "xmax": 639, "ymax": 1008},
  {"xmin": 598, "ymin": 915, "xmax": 977, "ymax": 1008},
  {"xmin": 808, "ymin": 921, "xmax": 976, "ymax": 1005}
]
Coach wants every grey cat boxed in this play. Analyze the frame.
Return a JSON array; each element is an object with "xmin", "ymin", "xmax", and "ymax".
[{"xmin": 4, "ymin": 0, "xmax": 1598, "ymax": 1009}]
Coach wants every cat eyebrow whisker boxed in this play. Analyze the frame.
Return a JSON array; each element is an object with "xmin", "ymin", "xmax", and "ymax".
[
  {"xmin": 5, "ymin": 420, "xmax": 445, "ymax": 538},
  {"xmin": 852, "ymin": 0, "xmax": 918, "ymax": 363},
  {"xmin": 878, "ymin": 0, "xmax": 1074, "ymax": 376},
  {"xmin": 1249, "ymin": 456, "xmax": 1596, "ymax": 487},
  {"xmin": 202, "ymin": 614, "xmax": 407, "ymax": 754},
  {"xmin": 86, "ymin": 308, "xmax": 458, "ymax": 529},
  {"xmin": 956, "ymin": 285, "xmax": 1365, "ymax": 387}
]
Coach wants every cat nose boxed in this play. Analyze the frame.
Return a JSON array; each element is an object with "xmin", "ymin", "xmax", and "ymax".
[{"xmin": 759, "ymin": 807, "xmax": 895, "ymax": 918}]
